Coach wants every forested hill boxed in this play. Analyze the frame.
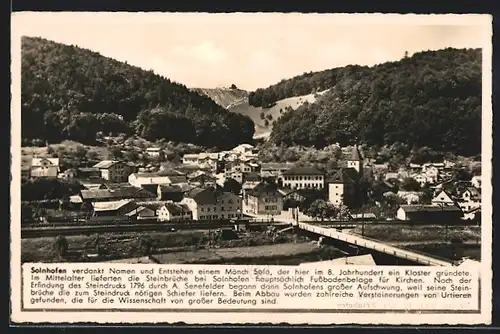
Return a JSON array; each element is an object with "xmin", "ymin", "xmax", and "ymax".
[
  {"xmin": 268, "ymin": 48, "xmax": 482, "ymax": 156},
  {"xmin": 21, "ymin": 37, "xmax": 255, "ymax": 149}
]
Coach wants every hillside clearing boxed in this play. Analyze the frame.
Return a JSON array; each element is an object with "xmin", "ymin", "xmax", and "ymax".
[{"xmin": 228, "ymin": 89, "xmax": 330, "ymax": 138}]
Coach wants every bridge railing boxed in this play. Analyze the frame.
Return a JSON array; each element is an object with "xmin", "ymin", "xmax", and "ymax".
[
  {"xmin": 340, "ymin": 229, "xmax": 455, "ymax": 265},
  {"xmin": 298, "ymin": 223, "xmax": 452, "ymax": 266}
]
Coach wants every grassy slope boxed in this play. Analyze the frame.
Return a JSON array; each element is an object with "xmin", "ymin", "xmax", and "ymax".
[
  {"xmin": 192, "ymin": 86, "xmax": 330, "ymax": 139},
  {"xmin": 21, "ymin": 140, "xmax": 110, "ymax": 160}
]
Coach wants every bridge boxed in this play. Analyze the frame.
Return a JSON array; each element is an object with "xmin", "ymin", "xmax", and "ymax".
[{"xmin": 295, "ymin": 222, "xmax": 454, "ymax": 267}]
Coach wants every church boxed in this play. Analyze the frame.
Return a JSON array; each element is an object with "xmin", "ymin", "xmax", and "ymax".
[{"xmin": 327, "ymin": 145, "xmax": 364, "ymax": 208}]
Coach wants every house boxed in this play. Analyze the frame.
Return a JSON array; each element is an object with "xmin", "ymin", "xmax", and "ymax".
[
  {"xmin": 471, "ymin": 175, "xmax": 482, "ymax": 189},
  {"xmin": 145, "ymin": 147, "xmax": 163, "ymax": 158},
  {"xmin": 224, "ymin": 160, "xmax": 258, "ymax": 179},
  {"xmin": 197, "ymin": 153, "xmax": 220, "ymax": 171},
  {"xmin": 157, "ymin": 184, "xmax": 185, "ymax": 202},
  {"xmin": 93, "ymin": 160, "xmax": 136, "ymax": 182},
  {"xmin": 456, "ymin": 187, "xmax": 481, "ymax": 213},
  {"xmin": 231, "ymin": 143, "xmax": 255, "ymax": 155},
  {"xmin": 244, "ymin": 181, "xmax": 283, "ymax": 216},
  {"xmin": 77, "ymin": 167, "xmax": 102, "ymax": 179},
  {"xmin": 281, "ymin": 166, "xmax": 324, "ymax": 190},
  {"xmin": 26, "ymin": 157, "xmax": 60, "ymax": 178},
  {"xmin": 91, "ymin": 199, "xmax": 138, "ymax": 217},
  {"xmin": 279, "ymin": 188, "xmax": 308, "ymax": 203},
  {"xmin": 125, "ymin": 202, "xmax": 164, "ymax": 220},
  {"xmin": 421, "ymin": 164, "xmax": 440, "ymax": 184},
  {"xmin": 241, "ymin": 172, "xmax": 261, "ymax": 197},
  {"xmin": 158, "ymin": 202, "xmax": 192, "ymax": 222},
  {"xmin": 396, "ymin": 205, "xmax": 463, "ymax": 222},
  {"xmin": 80, "ymin": 186, "xmax": 156, "ymax": 203},
  {"xmin": 431, "ymin": 190, "xmax": 457, "ymax": 207},
  {"xmin": 182, "ymin": 153, "xmax": 201, "ymax": 165},
  {"xmin": 181, "ymin": 188, "xmax": 242, "ymax": 220},
  {"xmin": 128, "ymin": 169, "xmax": 187, "ymax": 187},
  {"xmin": 187, "ymin": 171, "xmax": 217, "ymax": 188}
]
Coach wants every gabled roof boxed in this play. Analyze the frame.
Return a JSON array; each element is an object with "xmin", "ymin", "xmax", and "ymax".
[
  {"xmin": 92, "ymin": 199, "xmax": 135, "ymax": 212},
  {"xmin": 349, "ymin": 145, "xmax": 362, "ymax": 161},
  {"xmin": 243, "ymin": 172, "xmax": 260, "ymax": 182},
  {"xmin": 31, "ymin": 157, "xmax": 59, "ymax": 167},
  {"xmin": 93, "ymin": 160, "xmax": 119, "ymax": 169},
  {"xmin": 327, "ymin": 168, "xmax": 359, "ymax": 184},
  {"xmin": 247, "ymin": 182, "xmax": 281, "ymax": 197},
  {"xmin": 282, "ymin": 166, "xmax": 324, "ymax": 176},
  {"xmin": 184, "ymin": 188, "xmax": 217, "ymax": 205},
  {"xmin": 158, "ymin": 184, "xmax": 184, "ymax": 194},
  {"xmin": 184, "ymin": 188, "xmax": 237, "ymax": 205},
  {"xmin": 141, "ymin": 184, "xmax": 159, "ymax": 195},
  {"xmin": 164, "ymin": 202, "xmax": 191, "ymax": 215}
]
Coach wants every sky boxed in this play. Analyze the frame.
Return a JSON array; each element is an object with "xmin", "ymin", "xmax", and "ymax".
[{"xmin": 12, "ymin": 13, "xmax": 490, "ymax": 91}]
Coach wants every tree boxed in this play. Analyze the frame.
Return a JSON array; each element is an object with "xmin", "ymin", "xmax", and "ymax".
[
  {"xmin": 222, "ymin": 178, "xmax": 242, "ymax": 195},
  {"xmin": 230, "ymin": 84, "xmax": 238, "ymax": 89},
  {"xmin": 401, "ymin": 177, "xmax": 421, "ymax": 191},
  {"xmin": 53, "ymin": 235, "xmax": 69, "ymax": 258},
  {"xmin": 20, "ymin": 37, "xmax": 255, "ymax": 149},
  {"xmin": 304, "ymin": 199, "xmax": 339, "ymax": 221}
]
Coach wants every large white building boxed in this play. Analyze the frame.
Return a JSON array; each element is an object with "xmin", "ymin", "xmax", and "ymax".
[
  {"xmin": 128, "ymin": 169, "xmax": 187, "ymax": 187},
  {"xmin": 181, "ymin": 188, "xmax": 242, "ymax": 220},
  {"xmin": 281, "ymin": 166, "xmax": 324, "ymax": 190}
]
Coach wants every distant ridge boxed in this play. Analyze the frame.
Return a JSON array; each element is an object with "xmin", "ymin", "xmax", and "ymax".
[{"xmin": 21, "ymin": 36, "xmax": 255, "ymax": 149}]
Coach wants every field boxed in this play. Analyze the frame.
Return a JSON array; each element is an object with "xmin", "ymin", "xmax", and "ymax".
[
  {"xmin": 149, "ymin": 242, "xmax": 323, "ymax": 264},
  {"xmin": 21, "ymin": 229, "xmax": 307, "ymax": 263},
  {"xmin": 21, "ymin": 140, "xmax": 111, "ymax": 161}
]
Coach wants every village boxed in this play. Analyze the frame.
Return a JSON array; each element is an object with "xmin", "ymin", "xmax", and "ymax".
[{"xmin": 21, "ymin": 141, "xmax": 482, "ymax": 226}]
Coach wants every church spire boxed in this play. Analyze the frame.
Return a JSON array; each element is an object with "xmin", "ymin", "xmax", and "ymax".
[{"xmin": 350, "ymin": 144, "xmax": 362, "ymax": 161}]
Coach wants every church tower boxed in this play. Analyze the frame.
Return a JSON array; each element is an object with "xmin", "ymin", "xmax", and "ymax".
[{"xmin": 347, "ymin": 144, "xmax": 363, "ymax": 176}]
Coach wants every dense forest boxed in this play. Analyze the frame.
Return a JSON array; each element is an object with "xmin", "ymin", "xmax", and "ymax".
[
  {"xmin": 265, "ymin": 48, "xmax": 482, "ymax": 156},
  {"xmin": 21, "ymin": 37, "xmax": 255, "ymax": 149}
]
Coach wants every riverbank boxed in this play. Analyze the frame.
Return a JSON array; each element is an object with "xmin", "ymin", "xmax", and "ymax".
[{"xmin": 21, "ymin": 228, "xmax": 318, "ymax": 263}]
